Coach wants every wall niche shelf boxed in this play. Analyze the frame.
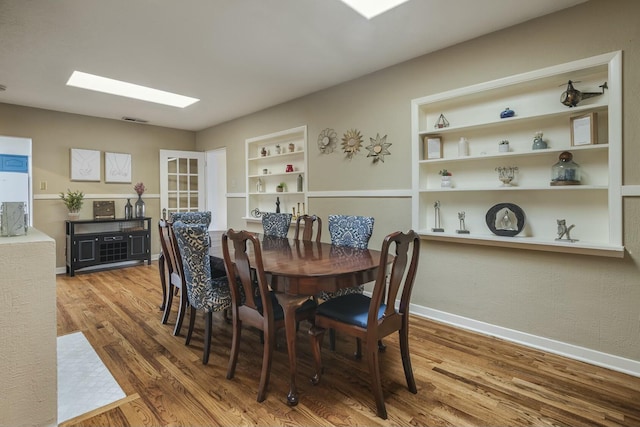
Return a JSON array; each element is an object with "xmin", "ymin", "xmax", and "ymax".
[
  {"xmin": 411, "ymin": 51, "xmax": 623, "ymax": 258},
  {"xmin": 245, "ymin": 125, "xmax": 308, "ymax": 220}
]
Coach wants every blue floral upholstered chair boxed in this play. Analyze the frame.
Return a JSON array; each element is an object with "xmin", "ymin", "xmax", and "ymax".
[
  {"xmin": 172, "ymin": 221, "xmax": 232, "ymax": 365},
  {"xmin": 170, "ymin": 211, "xmax": 212, "ymax": 227},
  {"xmin": 261, "ymin": 212, "xmax": 292, "ymax": 238}
]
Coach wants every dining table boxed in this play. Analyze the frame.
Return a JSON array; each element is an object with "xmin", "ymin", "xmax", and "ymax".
[{"xmin": 208, "ymin": 230, "xmax": 389, "ymax": 406}]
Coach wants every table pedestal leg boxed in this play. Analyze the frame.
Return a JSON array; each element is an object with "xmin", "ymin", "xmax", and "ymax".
[{"xmin": 276, "ymin": 294, "xmax": 309, "ymax": 406}]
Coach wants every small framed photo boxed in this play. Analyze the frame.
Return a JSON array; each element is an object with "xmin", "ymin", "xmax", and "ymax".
[
  {"xmin": 571, "ymin": 112, "xmax": 598, "ymax": 146},
  {"xmin": 425, "ymin": 136, "xmax": 442, "ymax": 159},
  {"xmin": 105, "ymin": 152, "xmax": 132, "ymax": 183},
  {"xmin": 70, "ymin": 148, "xmax": 101, "ymax": 181}
]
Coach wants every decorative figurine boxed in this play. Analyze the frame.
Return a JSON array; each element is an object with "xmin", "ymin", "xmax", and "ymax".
[
  {"xmin": 432, "ymin": 200, "xmax": 444, "ymax": 232},
  {"xmin": 435, "ymin": 113, "xmax": 449, "ymax": 129},
  {"xmin": 275, "ymin": 196, "xmax": 281, "ymax": 213},
  {"xmin": 500, "ymin": 107, "xmax": 515, "ymax": 118},
  {"xmin": 560, "ymin": 80, "xmax": 608, "ymax": 107},
  {"xmin": 456, "ymin": 211, "xmax": 469, "ymax": 234},
  {"xmin": 532, "ymin": 131, "xmax": 548, "ymax": 150},
  {"xmin": 496, "ymin": 166, "xmax": 518, "ymax": 186},
  {"xmin": 556, "ymin": 219, "xmax": 578, "ymax": 242}
]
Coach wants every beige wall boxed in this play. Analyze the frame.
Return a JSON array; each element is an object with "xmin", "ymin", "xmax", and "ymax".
[
  {"xmin": 0, "ymin": 103, "xmax": 197, "ymax": 267},
  {"xmin": 196, "ymin": 0, "xmax": 640, "ymax": 365}
]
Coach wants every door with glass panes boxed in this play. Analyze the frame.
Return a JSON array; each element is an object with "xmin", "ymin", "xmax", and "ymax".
[{"xmin": 159, "ymin": 150, "xmax": 205, "ymax": 220}]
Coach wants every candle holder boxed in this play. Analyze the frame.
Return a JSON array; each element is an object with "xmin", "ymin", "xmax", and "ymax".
[{"xmin": 495, "ymin": 166, "xmax": 518, "ymax": 186}]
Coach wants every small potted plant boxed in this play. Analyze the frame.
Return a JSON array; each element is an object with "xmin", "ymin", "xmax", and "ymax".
[
  {"xmin": 499, "ymin": 140, "xmax": 510, "ymax": 152},
  {"xmin": 439, "ymin": 169, "xmax": 452, "ymax": 188},
  {"xmin": 59, "ymin": 189, "xmax": 84, "ymax": 219},
  {"xmin": 276, "ymin": 182, "xmax": 286, "ymax": 192}
]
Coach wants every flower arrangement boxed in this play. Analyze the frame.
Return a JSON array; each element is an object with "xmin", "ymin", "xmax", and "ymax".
[
  {"xmin": 439, "ymin": 169, "xmax": 452, "ymax": 176},
  {"xmin": 134, "ymin": 182, "xmax": 146, "ymax": 196},
  {"xmin": 59, "ymin": 189, "xmax": 85, "ymax": 212}
]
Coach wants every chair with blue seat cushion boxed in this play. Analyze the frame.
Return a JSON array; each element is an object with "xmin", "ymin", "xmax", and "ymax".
[
  {"xmin": 261, "ymin": 212, "xmax": 292, "ymax": 238},
  {"xmin": 323, "ymin": 214, "xmax": 375, "ymax": 351},
  {"xmin": 172, "ymin": 221, "xmax": 232, "ymax": 365},
  {"xmin": 293, "ymin": 214, "xmax": 322, "ymax": 242},
  {"xmin": 308, "ymin": 230, "xmax": 420, "ymax": 419},
  {"xmin": 222, "ymin": 229, "xmax": 316, "ymax": 402}
]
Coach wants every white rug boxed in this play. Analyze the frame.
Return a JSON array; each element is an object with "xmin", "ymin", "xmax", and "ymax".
[{"xmin": 57, "ymin": 332, "xmax": 126, "ymax": 423}]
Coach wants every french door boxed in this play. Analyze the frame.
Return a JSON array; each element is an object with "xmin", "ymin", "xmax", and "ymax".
[{"xmin": 159, "ymin": 149, "xmax": 205, "ymax": 219}]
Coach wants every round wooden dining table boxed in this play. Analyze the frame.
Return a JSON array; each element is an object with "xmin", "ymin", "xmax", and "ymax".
[{"xmin": 209, "ymin": 230, "xmax": 388, "ymax": 406}]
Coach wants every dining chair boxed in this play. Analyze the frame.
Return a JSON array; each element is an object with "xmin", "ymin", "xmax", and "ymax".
[
  {"xmin": 170, "ymin": 211, "xmax": 212, "ymax": 227},
  {"xmin": 158, "ymin": 219, "xmax": 189, "ymax": 336},
  {"xmin": 172, "ymin": 221, "xmax": 232, "ymax": 365},
  {"xmin": 261, "ymin": 212, "xmax": 292, "ymax": 238},
  {"xmin": 308, "ymin": 230, "xmax": 420, "ymax": 419},
  {"xmin": 293, "ymin": 214, "xmax": 322, "ymax": 242},
  {"xmin": 323, "ymin": 214, "xmax": 375, "ymax": 351},
  {"xmin": 222, "ymin": 229, "xmax": 317, "ymax": 402}
]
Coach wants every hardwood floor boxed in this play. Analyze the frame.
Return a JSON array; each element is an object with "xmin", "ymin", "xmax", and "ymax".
[{"xmin": 57, "ymin": 263, "xmax": 640, "ymax": 426}]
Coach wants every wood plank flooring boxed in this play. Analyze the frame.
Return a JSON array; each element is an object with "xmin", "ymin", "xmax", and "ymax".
[{"xmin": 56, "ymin": 263, "xmax": 640, "ymax": 426}]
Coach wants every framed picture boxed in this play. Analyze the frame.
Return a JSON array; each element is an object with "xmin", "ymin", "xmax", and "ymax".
[
  {"xmin": 105, "ymin": 152, "xmax": 132, "ymax": 183},
  {"xmin": 570, "ymin": 112, "xmax": 598, "ymax": 146},
  {"xmin": 425, "ymin": 136, "xmax": 442, "ymax": 159},
  {"xmin": 70, "ymin": 148, "xmax": 100, "ymax": 181}
]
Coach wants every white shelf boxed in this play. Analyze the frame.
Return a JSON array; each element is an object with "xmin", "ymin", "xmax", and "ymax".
[
  {"xmin": 419, "ymin": 231, "xmax": 624, "ymax": 258},
  {"xmin": 248, "ymin": 150, "xmax": 303, "ymax": 162},
  {"xmin": 411, "ymin": 51, "xmax": 623, "ymax": 256}
]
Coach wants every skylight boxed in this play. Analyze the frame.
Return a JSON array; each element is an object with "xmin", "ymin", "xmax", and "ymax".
[
  {"xmin": 340, "ymin": 0, "xmax": 410, "ymax": 19},
  {"xmin": 66, "ymin": 71, "xmax": 199, "ymax": 108}
]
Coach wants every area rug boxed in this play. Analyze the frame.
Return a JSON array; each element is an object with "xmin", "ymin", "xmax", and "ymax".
[{"xmin": 57, "ymin": 331, "xmax": 126, "ymax": 423}]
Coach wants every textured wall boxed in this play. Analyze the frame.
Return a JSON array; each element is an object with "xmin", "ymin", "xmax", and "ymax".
[{"xmin": 0, "ymin": 229, "xmax": 57, "ymax": 427}]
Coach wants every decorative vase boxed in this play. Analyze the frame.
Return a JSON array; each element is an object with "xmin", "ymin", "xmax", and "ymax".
[
  {"xmin": 441, "ymin": 176, "xmax": 452, "ymax": 188},
  {"xmin": 68, "ymin": 211, "xmax": 80, "ymax": 221},
  {"xmin": 297, "ymin": 174, "xmax": 303, "ymax": 192},
  {"xmin": 124, "ymin": 198, "xmax": 133, "ymax": 219},
  {"xmin": 135, "ymin": 195, "xmax": 145, "ymax": 218},
  {"xmin": 499, "ymin": 141, "xmax": 510, "ymax": 152},
  {"xmin": 458, "ymin": 137, "xmax": 469, "ymax": 157},
  {"xmin": 532, "ymin": 131, "xmax": 548, "ymax": 150}
]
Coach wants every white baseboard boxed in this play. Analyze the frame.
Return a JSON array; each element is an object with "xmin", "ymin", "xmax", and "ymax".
[{"xmin": 411, "ymin": 304, "xmax": 640, "ymax": 378}]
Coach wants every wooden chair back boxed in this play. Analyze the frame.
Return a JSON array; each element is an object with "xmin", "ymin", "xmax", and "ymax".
[{"xmin": 293, "ymin": 214, "xmax": 322, "ymax": 242}]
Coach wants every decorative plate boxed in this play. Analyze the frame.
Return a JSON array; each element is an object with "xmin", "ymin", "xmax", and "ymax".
[
  {"xmin": 485, "ymin": 203, "xmax": 525, "ymax": 237},
  {"xmin": 341, "ymin": 129, "xmax": 363, "ymax": 159},
  {"xmin": 317, "ymin": 128, "xmax": 338, "ymax": 154}
]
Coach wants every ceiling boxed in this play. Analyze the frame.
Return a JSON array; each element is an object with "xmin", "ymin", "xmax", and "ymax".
[{"xmin": 0, "ymin": 0, "xmax": 586, "ymax": 132}]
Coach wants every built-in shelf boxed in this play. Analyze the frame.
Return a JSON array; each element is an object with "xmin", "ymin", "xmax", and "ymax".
[{"xmin": 411, "ymin": 51, "xmax": 623, "ymax": 256}]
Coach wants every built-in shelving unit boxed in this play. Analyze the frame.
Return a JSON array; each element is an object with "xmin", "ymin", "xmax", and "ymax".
[
  {"xmin": 411, "ymin": 51, "xmax": 623, "ymax": 257},
  {"xmin": 245, "ymin": 125, "xmax": 308, "ymax": 221}
]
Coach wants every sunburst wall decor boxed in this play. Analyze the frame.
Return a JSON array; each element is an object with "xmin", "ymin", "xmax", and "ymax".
[
  {"xmin": 341, "ymin": 129, "xmax": 363, "ymax": 159},
  {"xmin": 365, "ymin": 133, "xmax": 391, "ymax": 163},
  {"xmin": 317, "ymin": 128, "xmax": 338, "ymax": 154}
]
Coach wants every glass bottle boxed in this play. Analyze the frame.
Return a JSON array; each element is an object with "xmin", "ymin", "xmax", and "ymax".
[
  {"xmin": 551, "ymin": 151, "xmax": 581, "ymax": 185},
  {"xmin": 256, "ymin": 178, "xmax": 263, "ymax": 193},
  {"xmin": 135, "ymin": 195, "xmax": 146, "ymax": 217},
  {"xmin": 458, "ymin": 137, "xmax": 469, "ymax": 157},
  {"xmin": 297, "ymin": 174, "xmax": 303, "ymax": 192},
  {"xmin": 124, "ymin": 198, "xmax": 133, "ymax": 219}
]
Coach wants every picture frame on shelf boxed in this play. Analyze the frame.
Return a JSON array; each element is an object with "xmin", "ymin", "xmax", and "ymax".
[
  {"xmin": 70, "ymin": 148, "xmax": 100, "ymax": 181},
  {"xmin": 570, "ymin": 112, "xmax": 598, "ymax": 146},
  {"xmin": 104, "ymin": 152, "xmax": 132, "ymax": 183},
  {"xmin": 425, "ymin": 136, "xmax": 442, "ymax": 159}
]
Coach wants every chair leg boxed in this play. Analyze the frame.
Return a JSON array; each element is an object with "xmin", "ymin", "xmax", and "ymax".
[
  {"xmin": 367, "ymin": 343, "xmax": 388, "ymax": 420},
  {"xmin": 173, "ymin": 286, "xmax": 187, "ymax": 336},
  {"xmin": 158, "ymin": 253, "xmax": 166, "ymax": 310},
  {"xmin": 308, "ymin": 326, "xmax": 325, "ymax": 385},
  {"xmin": 161, "ymin": 283, "xmax": 174, "ymax": 324},
  {"xmin": 329, "ymin": 328, "xmax": 336, "ymax": 351},
  {"xmin": 355, "ymin": 338, "xmax": 362, "ymax": 359},
  {"xmin": 185, "ymin": 306, "xmax": 196, "ymax": 345},
  {"xmin": 257, "ymin": 326, "xmax": 275, "ymax": 402},
  {"xmin": 226, "ymin": 314, "xmax": 241, "ymax": 380},
  {"xmin": 399, "ymin": 326, "xmax": 417, "ymax": 394},
  {"xmin": 202, "ymin": 311, "xmax": 212, "ymax": 365}
]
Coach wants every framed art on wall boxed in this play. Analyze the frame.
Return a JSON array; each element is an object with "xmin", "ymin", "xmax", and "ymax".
[
  {"xmin": 105, "ymin": 152, "xmax": 132, "ymax": 183},
  {"xmin": 70, "ymin": 148, "xmax": 101, "ymax": 181}
]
